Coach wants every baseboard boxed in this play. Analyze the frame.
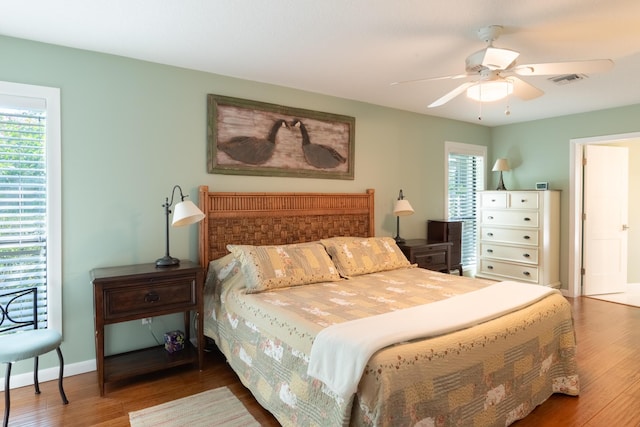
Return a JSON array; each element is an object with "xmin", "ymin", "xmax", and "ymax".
[{"xmin": 0, "ymin": 359, "xmax": 96, "ymax": 392}]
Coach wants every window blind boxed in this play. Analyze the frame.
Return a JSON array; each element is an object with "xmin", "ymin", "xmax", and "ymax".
[
  {"xmin": 0, "ymin": 107, "xmax": 48, "ymax": 331},
  {"xmin": 448, "ymin": 153, "xmax": 483, "ymax": 268}
]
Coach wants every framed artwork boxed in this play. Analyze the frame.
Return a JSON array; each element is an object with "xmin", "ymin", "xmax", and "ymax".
[{"xmin": 207, "ymin": 94, "xmax": 355, "ymax": 180}]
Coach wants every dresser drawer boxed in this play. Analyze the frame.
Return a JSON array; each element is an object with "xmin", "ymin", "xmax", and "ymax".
[
  {"xmin": 103, "ymin": 276, "xmax": 196, "ymax": 321},
  {"xmin": 479, "ymin": 259, "xmax": 539, "ymax": 283},
  {"xmin": 508, "ymin": 192, "xmax": 539, "ymax": 209},
  {"xmin": 480, "ymin": 243, "xmax": 538, "ymax": 264},
  {"xmin": 480, "ymin": 192, "xmax": 507, "ymax": 208},
  {"xmin": 481, "ymin": 210, "xmax": 539, "ymax": 227},
  {"xmin": 480, "ymin": 226, "xmax": 539, "ymax": 246}
]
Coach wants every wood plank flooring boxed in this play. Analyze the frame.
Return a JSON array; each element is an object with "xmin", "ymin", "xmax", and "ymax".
[{"xmin": 2, "ymin": 296, "xmax": 640, "ymax": 426}]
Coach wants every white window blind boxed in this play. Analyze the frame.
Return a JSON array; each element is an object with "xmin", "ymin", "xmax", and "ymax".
[
  {"xmin": 446, "ymin": 145, "xmax": 485, "ymax": 269},
  {"xmin": 0, "ymin": 105, "xmax": 48, "ymax": 331}
]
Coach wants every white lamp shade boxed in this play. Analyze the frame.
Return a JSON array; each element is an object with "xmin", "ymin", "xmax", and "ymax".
[
  {"xmin": 492, "ymin": 158, "xmax": 511, "ymax": 172},
  {"xmin": 393, "ymin": 199, "xmax": 415, "ymax": 216},
  {"xmin": 172, "ymin": 200, "xmax": 205, "ymax": 227},
  {"xmin": 467, "ymin": 80, "xmax": 513, "ymax": 102}
]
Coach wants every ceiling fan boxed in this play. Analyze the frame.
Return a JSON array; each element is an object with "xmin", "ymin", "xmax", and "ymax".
[{"xmin": 392, "ymin": 25, "xmax": 614, "ymax": 108}]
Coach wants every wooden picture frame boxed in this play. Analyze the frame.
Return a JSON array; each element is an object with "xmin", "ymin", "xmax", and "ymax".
[{"xmin": 207, "ymin": 94, "xmax": 355, "ymax": 180}]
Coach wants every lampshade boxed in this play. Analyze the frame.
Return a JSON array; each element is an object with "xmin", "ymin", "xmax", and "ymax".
[
  {"xmin": 492, "ymin": 158, "xmax": 511, "ymax": 172},
  {"xmin": 393, "ymin": 199, "xmax": 415, "ymax": 216},
  {"xmin": 466, "ymin": 80, "xmax": 513, "ymax": 102},
  {"xmin": 172, "ymin": 200, "xmax": 205, "ymax": 227}
]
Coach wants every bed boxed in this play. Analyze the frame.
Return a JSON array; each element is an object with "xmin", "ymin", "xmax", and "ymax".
[{"xmin": 198, "ymin": 186, "xmax": 579, "ymax": 426}]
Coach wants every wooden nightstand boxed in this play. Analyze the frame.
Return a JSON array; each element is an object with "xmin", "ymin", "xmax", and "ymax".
[
  {"xmin": 397, "ymin": 239, "xmax": 453, "ymax": 273},
  {"xmin": 91, "ymin": 261, "xmax": 204, "ymax": 396}
]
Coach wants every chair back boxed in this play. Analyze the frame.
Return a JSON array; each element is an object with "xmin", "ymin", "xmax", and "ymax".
[{"xmin": 0, "ymin": 287, "xmax": 38, "ymax": 334}]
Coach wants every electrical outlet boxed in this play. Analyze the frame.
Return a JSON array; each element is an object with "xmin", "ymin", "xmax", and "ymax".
[{"xmin": 141, "ymin": 317, "xmax": 152, "ymax": 325}]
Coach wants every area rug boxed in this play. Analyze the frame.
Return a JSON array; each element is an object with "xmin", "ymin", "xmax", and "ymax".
[{"xmin": 129, "ymin": 387, "xmax": 260, "ymax": 427}]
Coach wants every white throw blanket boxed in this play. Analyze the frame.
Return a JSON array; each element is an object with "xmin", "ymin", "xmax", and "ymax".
[{"xmin": 307, "ymin": 281, "xmax": 557, "ymax": 398}]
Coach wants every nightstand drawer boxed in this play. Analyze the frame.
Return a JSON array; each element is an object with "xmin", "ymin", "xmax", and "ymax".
[
  {"xmin": 103, "ymin": 276, "xmax": 196, "ymax": 321},
  {"xmin": 414, "ymin": 251, "xmax": 447, "ymax": 270}
]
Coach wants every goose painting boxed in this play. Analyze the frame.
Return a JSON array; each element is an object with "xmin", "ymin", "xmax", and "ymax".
[
  {"xmin": 292, "ymin": 119, "xmax": 346, "ymax": 169},
  {"xmin": 217, "ymin": 119, "xmax": 288, "ymax": 165}
]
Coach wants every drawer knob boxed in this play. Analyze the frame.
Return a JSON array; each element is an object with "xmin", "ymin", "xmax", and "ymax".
[
  {"xmin": 487, "ymin": 249, "xmax": 494, "ymax": 253},
  {"xmin": 524, "ymin": 217, "xmax": 531, "ymax": 221},
  {"xmin": 488, "ymin": 216, "xmax": 494, "ymax": 220},
  {"xmin": 523, "ymin": 271, "xmax": 531, "ymax": 276},
  {"xmin": 523, "ymin": 253, "xmax": 530, "ymax": 258},
  {"xmin": 521, "ymin": 199, "xmax": 526, "ymax": 203},
  {"xmin": 487, "ymin": 265, "xmax": 494, "ymax": 270},
  {"xmin": 487, "ymin": 232, "xmax": 494, "ymax": 237},
  {"xmin": 144, "ymin": 292, "xmax": 160, "ymax": 303},
  {"xmin": 523, "ymin": 235, "xmax": 531, "ymax": 240}
]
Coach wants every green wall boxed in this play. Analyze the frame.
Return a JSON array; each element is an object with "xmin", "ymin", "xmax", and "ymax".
[
  {"xmin": 0, "ymin": 35, "xmax": 490, "ymax": 374},
  {"xmin": 2, "ymin": 34, "xmax": 639, "ymax": 376}
]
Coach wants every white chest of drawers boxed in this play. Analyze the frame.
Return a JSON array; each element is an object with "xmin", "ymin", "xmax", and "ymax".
[{"xmin": 476, "ymin": 190, "xmax": 560, "ymax": 288}]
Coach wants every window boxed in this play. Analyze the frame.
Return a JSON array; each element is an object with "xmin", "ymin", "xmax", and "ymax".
[
  {"xmin": 444, "ymin": 142, "xmax": 486, "ymax": 271},
  {"xmin": 0, "ymin": 81, "xmax": 61, "ymax": 333}
]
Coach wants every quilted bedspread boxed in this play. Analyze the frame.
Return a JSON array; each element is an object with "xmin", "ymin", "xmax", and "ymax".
[{"xmin": 203, "ymin": 262, "xmax": 579, "ymax": 426}]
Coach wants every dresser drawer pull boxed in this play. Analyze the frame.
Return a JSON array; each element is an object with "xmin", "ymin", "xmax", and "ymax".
[
  {"xmin": 523, "ymin": 235, "xmax": 531, "ymax": 240},
  {"xmin": 523, "ymin": 253, "xmax": 530, "ymax": 258},
  {"xmin": 144, "ymin": 292, "xmax": 160, "ymax": 303},
  {"xmin": 487, "ymin": 249, "xmax": 494, "ymax": 253},
  {"xmin": 488, "ymin": 216, "xmax": 494, "ymax": 220},
  {"xmin": 521, "ymin": 199, "xmax": 526, "ymax": 203},
  {"xmin": 523, "ymin": 271, "xmax": 531, "ymax": 276},
  {"xmin": 487, "ymin": 232, "xmax": 494, "ymax": 237},
  {"xmin": 487, "ymin": 265, "xmax": 494, "ymax": 270},
  {"xmin": 524, "ymin": 217, "xmax": 531, "ymax": 221}
]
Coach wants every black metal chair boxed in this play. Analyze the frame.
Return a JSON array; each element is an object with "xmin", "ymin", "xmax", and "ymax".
[{"xmin": 0, "ymin": 288, "xmax": 68, "ymax": 427}]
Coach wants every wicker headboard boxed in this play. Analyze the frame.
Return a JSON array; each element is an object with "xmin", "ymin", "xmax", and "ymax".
[{"xmin": 198, "ymin": 186, "xmax": 375, "ymax": 270}]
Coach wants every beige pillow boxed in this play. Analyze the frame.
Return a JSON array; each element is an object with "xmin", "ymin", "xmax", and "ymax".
[
  {"xmin": 320, "ymin": 236, "xmax": 411, "ymax": 277},
  {"xmin": 227, "ymin": 242, "xmax": 340, "ymax": 293}
]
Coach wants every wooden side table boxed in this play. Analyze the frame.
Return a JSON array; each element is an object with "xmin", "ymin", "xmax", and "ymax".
[
  {"xmin": 427, "ymin": 219, "xmax": 464, "ymax": 276},
  {"xmin": 397, "ymin": 239, "xmax": 453, "ymax": 273},
  {"xmin": 91, "ymin": 261, "xmax": 204, "ymax": 396}
]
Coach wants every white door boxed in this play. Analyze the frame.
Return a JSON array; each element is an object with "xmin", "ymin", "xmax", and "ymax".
[{"xmin": 582, "ymin": 145, "xmax": 629, "ymax": 295}]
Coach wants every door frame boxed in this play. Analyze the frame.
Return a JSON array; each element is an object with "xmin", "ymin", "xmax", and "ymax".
[{"xmin": 568, "ymin": 131, "xmax": 639, "ymax": 297}]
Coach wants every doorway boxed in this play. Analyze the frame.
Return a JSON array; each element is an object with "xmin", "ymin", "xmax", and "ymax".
[{"xmin": 569, "ymin": 132, "xmax": 639, "ymax": 298}]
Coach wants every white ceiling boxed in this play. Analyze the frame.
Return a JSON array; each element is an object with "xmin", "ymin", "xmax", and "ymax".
[{"xmin": 2, "ymin": 0, "xmax": 640, "ymax": 126}]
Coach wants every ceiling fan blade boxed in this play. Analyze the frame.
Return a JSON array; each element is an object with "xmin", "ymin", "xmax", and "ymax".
[
  {"xmin": 428, "ymin": 82, "xmax": 476, "ymax": 108},
  {"xmin": 391, "ymin": 73, "xmax": 469, "ymax": 86},
  {"xmin": 510, "ymin": 76, "xmax": 544, "ymax": 100},
  {"xmin": 514, "ymin": 59, "xmax": 614, "ymax": 76}
]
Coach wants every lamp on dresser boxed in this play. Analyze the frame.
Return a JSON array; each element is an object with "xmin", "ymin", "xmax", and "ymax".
[
  {"xmin": 393, "ymin": 189, "xmax": 414, "ymax": 244},
  {"xmin": 156, "ymin": 185, "xmax": 206, "ymax": 267},
  {"xmin": 492, "ymin": 158, "xmax": 510, "ymax": 191}
]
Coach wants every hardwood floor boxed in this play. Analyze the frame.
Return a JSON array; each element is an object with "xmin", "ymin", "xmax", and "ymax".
[{"xmin": 3, "ymin": 296, "xmax": 640, "ymax": 426}]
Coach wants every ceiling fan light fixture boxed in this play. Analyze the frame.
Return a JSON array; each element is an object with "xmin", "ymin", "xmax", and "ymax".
[{"xmin": 466, "ymin": 80, "xmax": 513, "ymax": 102}]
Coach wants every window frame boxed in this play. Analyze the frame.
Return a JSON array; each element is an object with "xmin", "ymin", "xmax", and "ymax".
[
  {"xmin": 0, "ymin": 81, "xmax": 61, "ymax": 333},
  {"xmin": 444, "ymin": 141, "xmax": 487, "ymax": 271}
]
